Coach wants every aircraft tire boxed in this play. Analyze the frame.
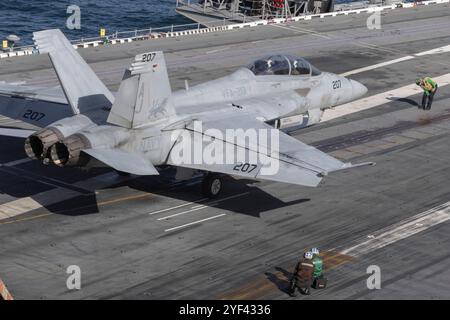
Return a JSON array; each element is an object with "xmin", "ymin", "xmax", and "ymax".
[{"xmin": 202, "ymin": 173, "xmax": 222, "ymax": 198}]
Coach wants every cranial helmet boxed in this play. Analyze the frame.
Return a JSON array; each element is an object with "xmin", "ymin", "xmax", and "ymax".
[{"xmin": 304, "ymin": 251, "xmax": 313, "ymax": 260}]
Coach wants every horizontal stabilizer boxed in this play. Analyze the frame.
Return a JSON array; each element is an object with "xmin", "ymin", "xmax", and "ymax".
[{"xmin": 82, "ymin": 148, "xmax": 159, "ymax": 175}]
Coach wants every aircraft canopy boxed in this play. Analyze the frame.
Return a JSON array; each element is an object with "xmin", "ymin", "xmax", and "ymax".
[{"xmin": 247, "ymin": 55, "xmax": 321, "ymax": 77}]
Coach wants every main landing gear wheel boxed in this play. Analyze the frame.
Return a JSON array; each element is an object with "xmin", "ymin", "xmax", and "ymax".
[{"xmin": 202, "ymin": 173, "xmax": 223, "ymax": 198}]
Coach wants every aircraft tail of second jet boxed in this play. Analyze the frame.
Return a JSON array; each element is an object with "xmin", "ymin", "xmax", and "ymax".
[
  {"xmin": 107, "ymin": 51, "xmax": 174, "ymax": 128},
  {"xmin": 34, "ymin": 29, "xmax": 115, "ymax": 119}
]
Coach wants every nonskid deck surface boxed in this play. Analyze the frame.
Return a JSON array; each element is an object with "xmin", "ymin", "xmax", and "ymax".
[{"xmin": 0, "ymin": 3, "xmax": 449, "ymax": 299}]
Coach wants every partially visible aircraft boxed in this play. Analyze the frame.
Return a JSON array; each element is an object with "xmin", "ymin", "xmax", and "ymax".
[{"xmin": 0, "ymin": 29, "xmax": 371, "ymax": 197}]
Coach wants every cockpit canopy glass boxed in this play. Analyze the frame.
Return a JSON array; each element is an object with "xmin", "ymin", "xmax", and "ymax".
[{"xmin": 247, "ymin": 55, "xmax": 321, "ymax": 76}]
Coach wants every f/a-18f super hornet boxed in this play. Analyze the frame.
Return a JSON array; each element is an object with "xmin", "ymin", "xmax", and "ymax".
[{"xmin": 0, "ymin": 29, "xmax": 370, "ymax": 197}]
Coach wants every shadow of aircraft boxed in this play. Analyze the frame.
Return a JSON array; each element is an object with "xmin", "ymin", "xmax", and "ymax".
[
  {"xmin": 0, "ymin": 134, "xmax": 310, "ymax": 218},
  {"xmin": 115, "ymin": 174, "xmax": 310, "ymax": 218}
]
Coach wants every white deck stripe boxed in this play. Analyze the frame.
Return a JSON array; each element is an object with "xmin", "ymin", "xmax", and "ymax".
[
  {"xmin": 164, "ymin": 214, "xmax": 226, "ymax": 232},
  {"xmin": 158, "ymin": 192, "xmax": 249, "ymax": 220},
  {"xmin": 321, "ymin": 73, "xmax": 450, "ymax": 122},
  {"xmin": 0, "ymin": 197, "xmax": 43, "ymax": 220},
  {"xmin": 415, "ymin": 44, "xmax": 450, "ymax": 56},
  {"xmin": 271, "ymin": 24, "xmax": 331, "ymax": 39},
  {"xmin": 341, "ymin": 44, "xmax": 450, "ymax": 77},
  {"xmin": 340, "ymin": 56, "xmax": 415, "ymax": 77},
  {"xmin": 148, "ymin": 198, "xmax": 208, "ymax": 215},
  {"xmin": 341, "ymin": 201, "xmax": 450, "ymax": 257},
  {"xmin": 159, "ymin": 205, "xmax": 209, "ymax": 220}
]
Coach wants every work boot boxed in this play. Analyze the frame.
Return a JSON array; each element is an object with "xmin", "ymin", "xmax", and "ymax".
[
  {"xmin": 300, "ymin": 287, "xmax": 311, "ymax": 295},
  {"xmin": 288, "ymin": 281, "xmax": 297, "ymax": 297}
]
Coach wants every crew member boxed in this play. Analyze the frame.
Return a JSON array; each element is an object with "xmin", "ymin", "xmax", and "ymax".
[
  {"xmin": 311, "ymin": 247, "xmax": 324, "ymax": 281},
  {"xmin": 289, "ymin": 251, "xmax": 314, "ymax": 296},
  {"xmin": 416, "ymin": 77, "xmax": 438, "ymax": 110}
]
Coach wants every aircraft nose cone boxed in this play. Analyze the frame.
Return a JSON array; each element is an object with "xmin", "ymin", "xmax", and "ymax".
[{"xmin": 350, "ymin": 80, "xmax": 368, "ymax": 99}]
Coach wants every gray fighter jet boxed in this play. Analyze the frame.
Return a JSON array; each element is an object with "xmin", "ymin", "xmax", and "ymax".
[{"xmin": 0, "ymin": 29, "xmax": 370, "ymax": 197}]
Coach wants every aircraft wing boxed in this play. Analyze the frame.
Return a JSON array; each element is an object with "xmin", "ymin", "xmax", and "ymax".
[
  {"xmin": 0, "ymin": 83, "xmax": 74, "ymax": 128},
  {"xmin": 166, "ymin": 111, "xmax": 365, "ymax": 187}
]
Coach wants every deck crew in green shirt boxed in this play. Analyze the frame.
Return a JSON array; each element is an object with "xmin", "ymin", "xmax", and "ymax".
[
  {"xmin": 311, "ymin": 247, "xmax": 323, "ymax": 279},
  {"xmin": 416, "ymin": 77, "xmax": 438, "ymax": 110}
]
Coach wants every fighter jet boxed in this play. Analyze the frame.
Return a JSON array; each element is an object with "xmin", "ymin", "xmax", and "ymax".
[{"xmin": 0, "ymin": 29, "xmax": 370, "ymax": 198}]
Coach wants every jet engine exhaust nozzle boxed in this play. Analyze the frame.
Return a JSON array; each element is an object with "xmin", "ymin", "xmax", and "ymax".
[
  {"xmin": 24, "ymin": 128, "xmax": 61, "ymax": 160},
  {"xmin": 49, "ymin": 134, "xmax": 91, "ymax": 167}
]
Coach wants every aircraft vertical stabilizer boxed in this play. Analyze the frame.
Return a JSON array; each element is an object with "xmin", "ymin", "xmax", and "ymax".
[{"xmin": 107, "ymin": 52, "xmax": 174, "ymax": 128}]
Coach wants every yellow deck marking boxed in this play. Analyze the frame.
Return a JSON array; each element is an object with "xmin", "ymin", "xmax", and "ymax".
[
  {"xmin": 0, "ymin": 197, "xmax": 42, "ymax": 220},
  {"xmin": 0, "ymin": 192, "xmax": 154, "ymax": 226},
  {"xmin": 0, "ymin": 278, "xmax": 14, "ymax": 300}
]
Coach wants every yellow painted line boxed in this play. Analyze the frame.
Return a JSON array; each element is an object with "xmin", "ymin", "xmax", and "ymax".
[
  {"xmin": 96, "ymin": 192, "xmax": 153, "ymax": 207},
  {"xmin": 0, "ymin": 192, "xmax": 154, "ymax": 226},
  {"xmin": 0, "ymin": 213, "xmax": 53, "ymax": 226},
  {"xmin": 0, "ymin": 278, "xmax": 14, "ymax": 300},
  {"xmin": 0, "ymin": 197, "xmax": 43, "ymax": 220}
]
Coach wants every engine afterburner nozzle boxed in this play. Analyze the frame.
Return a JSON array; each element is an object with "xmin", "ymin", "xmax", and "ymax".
[{"xmin": 24, "ymin": 128, "xmax": 62, "ymax": 160}]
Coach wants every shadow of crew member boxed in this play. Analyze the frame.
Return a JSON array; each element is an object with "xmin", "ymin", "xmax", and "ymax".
[
  {"xmin": 289, "ymin": 251, "xmax": 314, "ymax": 296},
  {"xmin": 416, "ymin": 77, "xmax": 438, "ymax": 110}
]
